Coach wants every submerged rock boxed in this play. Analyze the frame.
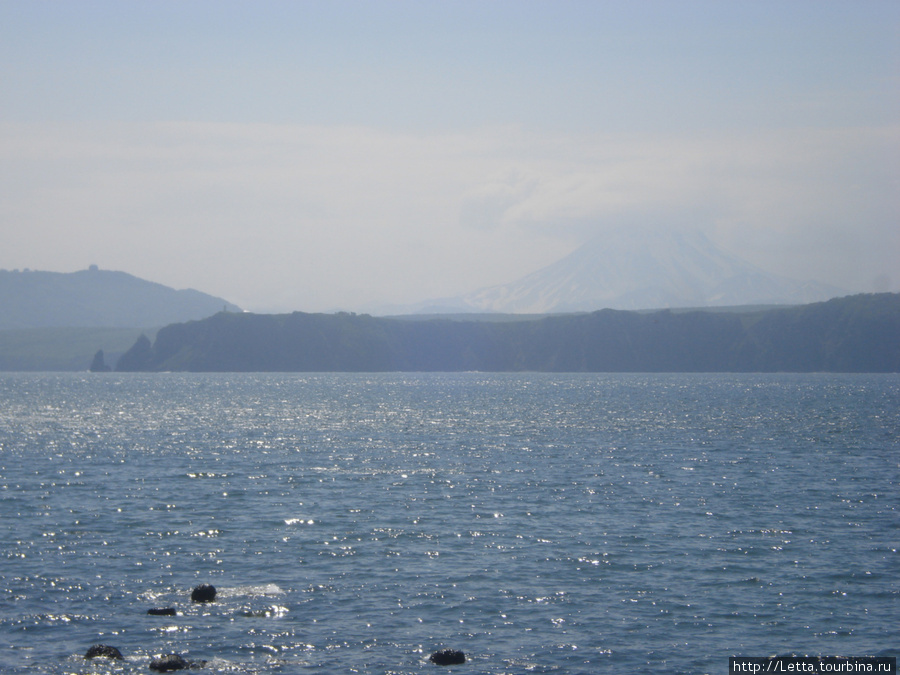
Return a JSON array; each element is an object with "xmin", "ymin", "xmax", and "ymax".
[
  {"xmin": 148, "ymin": 607, "xmax": 177, "ymax": 616},
  {"xmin": 150, "ymin": 654, "xmax": 187, "ymax": 671},
  {"xmin": 84, "ymin": 644, "xmax": 123, "ymax": 660},
  {"xmin": 149, "ymin": 653, "xmax": 206, "ymax": 671},
  {"xmin": 430, "ymin": 649, "xmax": 466, "ymax": 665},
  {"xmin": 190, "ymin": 584, "xmax": 217, "ymax": 603}
]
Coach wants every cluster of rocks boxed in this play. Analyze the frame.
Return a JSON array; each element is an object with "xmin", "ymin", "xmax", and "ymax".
[
  {"xmin": 83, "ymin": 584, "xmax": 217, "ymax": 671},
  {"xmin": 85, "ymin": 582, "xmax": 467, "ymax": 668},
  {"xmin": 84, "ymin": 644, "xmax": 206, "ymax": 672}
]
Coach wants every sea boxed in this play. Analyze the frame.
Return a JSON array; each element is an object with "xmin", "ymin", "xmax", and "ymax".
[{"xmin": 0, "ymin": 372, "xmax": 897, "ymax": 674}]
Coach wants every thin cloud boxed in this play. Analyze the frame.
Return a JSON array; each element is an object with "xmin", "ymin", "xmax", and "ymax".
[{"xmin": 1, "ymin": 121, "xmax": 897, "ymax": 311}]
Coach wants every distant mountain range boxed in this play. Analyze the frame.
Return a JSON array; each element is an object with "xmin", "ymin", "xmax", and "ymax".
[
  {"xmin": 0, "ymin": 266, "xmax": 240, "ymax": 330},
  {"xmin": 0, "ymin": 240, "xmax": 858, "ymax": 371},
  {"xmin": 414, "ymin": 229, "xmax": 846, "ymax": 314}
]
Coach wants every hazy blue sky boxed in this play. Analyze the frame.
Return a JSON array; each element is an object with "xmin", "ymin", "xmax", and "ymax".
[{"xmin": 1, "ymin": 0, "xmax": 897, "ymax": 312}]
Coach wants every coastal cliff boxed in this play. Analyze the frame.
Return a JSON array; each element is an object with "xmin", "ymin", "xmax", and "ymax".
[{"xmin": 116, "ymin": 293, "xmax": 900, "ymax": 373}]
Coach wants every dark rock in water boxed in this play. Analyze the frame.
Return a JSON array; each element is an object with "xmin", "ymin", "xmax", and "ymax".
[
  {"xmin": 191, "ymin": 583, "xmax": 217, "ymax": 603},
  {"xmin": 149, "ymin": 654, "xmax": 187, "ymax": 671},
  {"xmin": 149, "ymin": 653, "xmax": 206, "ymax": 671},
  {"xmin": 148, "ymin": 607, "xmax": 177, "ymax": 616},
  {"xmin": 430, "ymin": 649, "xmax": 466, "ymax": 665},
  {"xmin": 89, "ymin": 349, "xmax": 112, "ymax": 372},
  {"xmin": 84, "ymin": 644, "xmax": 123, "ymax": 660}
]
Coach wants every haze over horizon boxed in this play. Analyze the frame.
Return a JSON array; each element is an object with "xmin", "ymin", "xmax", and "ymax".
[{"xmin": 1, "ymin": 1, "xmax": 897, "ymax": 314}]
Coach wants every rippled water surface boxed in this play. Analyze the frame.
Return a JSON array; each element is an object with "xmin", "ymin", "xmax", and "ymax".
[{"xmin": 1, "ymin": 373, "xmax": 898, "ymax": 673}]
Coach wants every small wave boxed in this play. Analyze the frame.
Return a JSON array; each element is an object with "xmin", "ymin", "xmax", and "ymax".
[
  {"xmin": 284, "ymin": 518, "xmax": 314, "ymax": 525},
  {"xmin": 219, "ymin": 583, "xmax": 286, "ymax": 599},
  {"xmin": 239, "ymin": 604, "xmax": 289, "ymax": 618}
]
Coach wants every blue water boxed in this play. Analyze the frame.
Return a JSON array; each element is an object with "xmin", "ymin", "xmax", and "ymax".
[{"xmin": 0, "ymin": 373, "xmax": 897, "ymax": 674}]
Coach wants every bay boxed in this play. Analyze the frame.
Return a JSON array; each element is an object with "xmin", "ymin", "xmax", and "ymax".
[{"xmin": 0, "ymin": 373, "xmax": 897, "ymax": 673}]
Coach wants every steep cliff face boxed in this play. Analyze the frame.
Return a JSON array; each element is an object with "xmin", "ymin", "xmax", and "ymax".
[
  {"xmin": 115, "ymin": 334, "xmax": 154, "ymax": 371},
  {"xmin": 115, "ymin": 294, "xmax": 900, "ymax": 373}
]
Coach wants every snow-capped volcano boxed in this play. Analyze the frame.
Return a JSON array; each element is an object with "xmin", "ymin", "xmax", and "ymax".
[{"xmin": 427, "ymin": 228, "xmax": 845, "ymax": 314}]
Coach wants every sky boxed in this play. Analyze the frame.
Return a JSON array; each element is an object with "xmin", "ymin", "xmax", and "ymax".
[{"xmin": 1, "ymin": 0, "xmax": 898, "ymax": 313}]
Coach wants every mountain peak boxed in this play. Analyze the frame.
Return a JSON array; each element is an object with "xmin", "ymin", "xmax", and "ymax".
[{"xmin": 432, "ymin": 228, "xmax": 846, "ymax": 314}]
